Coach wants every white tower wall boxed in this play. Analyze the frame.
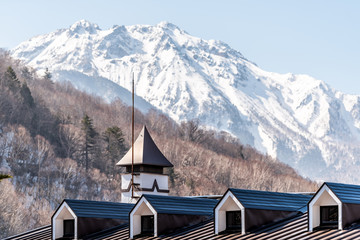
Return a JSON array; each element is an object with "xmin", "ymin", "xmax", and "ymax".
[{"xmin": 121, "ymin": 173, "xmax": 169, "ymax": 203}]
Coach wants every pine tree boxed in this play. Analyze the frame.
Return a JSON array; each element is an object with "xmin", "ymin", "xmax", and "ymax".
[
  {"xmin": 81, "ymin": 114, "xmax": 98, "ymax": 172},
  {"xmin": 5, "ymin": 66, "xmax": 21, "ymax": 91},
  {"xmin": 0, "ymin": 174, "xmax": 12, "ymax": 182},
  {"xmin": 103, "ymin": 126, "xmax": 127, "ymax": 175},
  {"xmin": 21, "ymin": 67, "xmax": 32, "ymax": 80},
  {"xmin": 20, "ymin": 82, "xmax": 35, "ymax": 108},
  {"xmin": 44, "ymin": 68, "xmax": 52, "ymax": 82},
  {"xmin": 167, "ymin": 168, "xmax": 178, "ymax": 188}
]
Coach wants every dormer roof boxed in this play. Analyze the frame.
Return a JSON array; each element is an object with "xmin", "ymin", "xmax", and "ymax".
[
  {"xmin": 227, "ymin": 188, "xmax": 311, "ymax": 212},
  {"xmin": 60, "ymin": 199, "xmax": 134, "ymax": 219},
  {"xmin": 116, "ymin": 126, "xmax": 173, "ymax": 167},
  {"xmin": 140, "ymin": 194, "xmax": 218, "ymax": 215},
  {"xmin": 324, "ymin": 182, "xmax": 360, "ymax": 204}
]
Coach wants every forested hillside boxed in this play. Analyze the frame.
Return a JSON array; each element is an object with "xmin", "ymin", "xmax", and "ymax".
[{"xmin": 0, "ymin": 50, "xmax": 317, "ymax": 238}]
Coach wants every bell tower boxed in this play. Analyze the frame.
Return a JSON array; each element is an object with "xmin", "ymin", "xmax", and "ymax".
[{"xmin": 117, "ymin": 126, "xmax": 173, "ymax": 203}]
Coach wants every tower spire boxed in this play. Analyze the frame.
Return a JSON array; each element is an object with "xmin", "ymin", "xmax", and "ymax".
[{"xmin": 118, "ymin": 126, "xmax": 173, "ymax": 203}]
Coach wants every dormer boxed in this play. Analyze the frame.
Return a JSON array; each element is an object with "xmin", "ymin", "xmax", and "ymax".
[
  {"xmin": 214, "ymin": 188, "xmax": 311, "ymax": 235},
  {"xmin": 308, "ymin": 182, "xmax": 360, "ymax": 232},
  {"xmin": 117, "ymin": 126, "xmax": 173, "ymax": 203},
  {"xmin": 129, "ymin": 194, "xmax": 218, "ymax": 239},
  {"xmin": 51, "ymin": 199, "xmax": 134, "ymax": 240}
]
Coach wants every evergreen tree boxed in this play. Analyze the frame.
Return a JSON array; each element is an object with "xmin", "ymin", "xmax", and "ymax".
[
  {"xmin": 81, "ymin": 114, "xmax": 98, "ymax": 172},
  {"xmin": 4, "ymin": 67, "xmax": 34, "ymax": 107},
  {"xmin": 5, "ymin": 66, "xmax": 21, "ymax": 91},
  {"xmin": 167, "ymin": 168, "xmax": 178, "ymax": 188},
  {"xmin": 20, "ymin": 82, "xmax": 35, "ymax": 108},
  {"xmin": 44, "ymin": 68, "xmax": 52, "ymax": 82},
  {"xmin": 103, "ymin": 126, "xmax": 127, "ymax": 175},
  {"xmin": 0, "ymin": 174, "xmax": 12, "ymax": 182},
  {"xmin": 21, "ymin": 67, "xmax": 32, "ymax": 80},
  {"xmin": 5, "ymin": 67, "xmax": 18, "ymax": 82}
]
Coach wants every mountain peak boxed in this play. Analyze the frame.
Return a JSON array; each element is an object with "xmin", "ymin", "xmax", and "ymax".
[
  {"xmin": 157, "ymin": 21, "xmax": 180, "ymax": 31},
  {"xmin": 69, "ymin": 19, "xmax": 100, "ymax": 34}
]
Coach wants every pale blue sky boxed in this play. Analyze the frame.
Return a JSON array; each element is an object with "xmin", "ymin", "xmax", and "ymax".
[{"xmin": 0, "ymin": 0, "xmax": 359, "ymax": 94}]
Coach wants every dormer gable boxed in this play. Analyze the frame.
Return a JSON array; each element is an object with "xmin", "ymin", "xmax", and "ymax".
[
  {"xmin": 129, "ymin": 194, "xmax": 218, "ymax": 239},
  {"xmin": 51, "ymin": 199, "xmax": 134, "ymax": 240},
  {"xmin": 52, "ymin": 201, "xmax": 77, "ymax": 239},
  {"xmin": 215, "ymin": 188, "xmax": 311, "ymax": 235},
  {"xmin": 214, "ymin": 190, "xmax": 245, "ymax": 234},
  {"xmin": 129, "ymin": 196, "xmax": 157, "ymax": 238},
  {"xmin": 308, "ymin": 182, "xmax": 360, "ymax": 232}
]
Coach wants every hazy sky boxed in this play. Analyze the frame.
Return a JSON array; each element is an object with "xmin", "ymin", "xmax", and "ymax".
[{"xmin": 1, "ymin": 0, "xmax": 359, "ymax": 94}]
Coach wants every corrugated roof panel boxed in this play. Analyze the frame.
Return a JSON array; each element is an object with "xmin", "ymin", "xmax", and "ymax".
[
  {"xmin": 83, "ymin": 224, "xmax": 129, "ymax": 240},
  {"xmin": 160, "ymin": 219, "xmax": 214, "ymax": 240},
  {"xmin": 229, "ymin": 188, "xmax": 312, "ymax": 211},
  {"xmin": 143, "ymin": 194, "xmax": 218, "ymax": 215},
  {"xmin": 6, "ymin": 213, "xmax": 360, "ymax": 239},
  {"xmin": 326, "ymin": 182, "xmax": 360, "ymax": 204},
  {"xmin": 64, "ymin": 199, "xmax": 134, "ymax": 219}
]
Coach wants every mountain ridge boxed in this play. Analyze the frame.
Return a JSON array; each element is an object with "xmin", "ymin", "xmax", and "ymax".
[{"xmin": 11, "ymin": 20, "xmax": 360, "ymax": 183}]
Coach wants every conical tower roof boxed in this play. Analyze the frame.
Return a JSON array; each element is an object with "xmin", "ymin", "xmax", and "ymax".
[{"xmin": 116, "ymin": 126, "xmax": 173, "ymax": 167}]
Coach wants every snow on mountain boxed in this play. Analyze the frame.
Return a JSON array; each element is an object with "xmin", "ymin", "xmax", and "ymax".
[{"xmin": 11, "ymin": 20, "xmax": 360, "ymax": 183}]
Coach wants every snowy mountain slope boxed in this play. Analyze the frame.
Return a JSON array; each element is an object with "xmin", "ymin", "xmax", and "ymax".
[
  {"xmin": 11, "ymin": 20, "xmax": 360, "ymax": 182},
  {"xmin": 54, "ymin": 70, "xmax": 154, "ymax": 111}
]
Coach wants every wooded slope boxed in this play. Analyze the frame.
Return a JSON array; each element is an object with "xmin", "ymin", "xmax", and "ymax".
[{"xmin": 0, "ymin": 51, "xmax": 317, "ymax": 238}]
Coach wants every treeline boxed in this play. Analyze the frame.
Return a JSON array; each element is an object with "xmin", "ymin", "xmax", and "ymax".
[{"xmin": 0, "ymin": 50, "xmax": 317, "ymax": 238}]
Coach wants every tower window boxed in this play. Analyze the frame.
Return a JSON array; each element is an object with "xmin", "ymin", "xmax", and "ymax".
[
  {"xmin": 226, "ymin": 211, "xmax": 241, "ymax": 231},
  {"xmin": 320, "ymin": 206, "xmax": 338, "ymax": 226},
  {"xmin": 141, "ymin": 215, "xmax": 154, "ymax": 234},
  {"xmin": 63, "ymin": 219, "xmax": 74, "ymax": 238}
]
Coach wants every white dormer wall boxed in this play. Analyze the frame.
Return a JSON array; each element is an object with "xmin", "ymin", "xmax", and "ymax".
[
  {"xmin": 121, "ymin": 173, "xmax": 169, "ymax": 203},
  {"xmin": 130, "ymin": 197, "xmax": 157, "ymax": 239},
  {"xmin": 52, "ymin": 202, "xmax": 77, "ymax": 240},
  {"xmin": 215, "ymin": 191, "xmax": 245, "ymax": 235},
  {"xmin": 308, "ymin": 185, "xmax": 342, "ymax": 232}
]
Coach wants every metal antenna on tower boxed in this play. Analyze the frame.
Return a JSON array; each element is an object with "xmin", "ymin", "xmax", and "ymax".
[{"xmin": 131, "ymin": 72, "xmax": 135, "ymax": 199}]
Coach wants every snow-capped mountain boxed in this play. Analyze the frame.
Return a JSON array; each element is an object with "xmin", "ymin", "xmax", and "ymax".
[{"xmin": 11, "ymin": 20, "xmax": 360, "ymax": 183}]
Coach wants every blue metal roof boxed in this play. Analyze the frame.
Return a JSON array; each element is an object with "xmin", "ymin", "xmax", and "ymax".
[
  {"xmin": 141, "ymin": 194, "xmax": 218, "ymax": 215},
  {"xmin": 64, "ymin": 199, "xmax": 134, "ymax": 219},
  {"xmin": 326, "ymin": 182, "xmax": 360, "ymax": 204},
  {"xmin": 8, "ymin": 211, "xmax": 360, "ymax": 239},
  {"xmin": 229, "ymin": 188, "xmax": 312, "ymax": 212}
]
